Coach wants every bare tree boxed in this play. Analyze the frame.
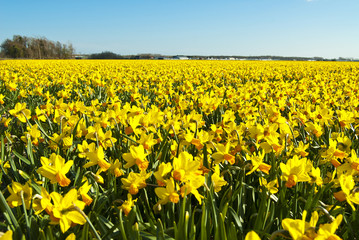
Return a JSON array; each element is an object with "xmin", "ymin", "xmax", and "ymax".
[{"xmin": 0, "ymin": 35, "xmax": 75, "ymax": 59}]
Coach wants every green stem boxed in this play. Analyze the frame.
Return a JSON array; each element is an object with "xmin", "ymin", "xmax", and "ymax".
[
  {"xmin": 294, "ymin": 184, "xmax": 298, "ymax": 219},
  {"xmin": 119, "ymin": 133, "xmax": 139, "ymax": 145},
  {"xmin": 74, "ymin": 205, "xmax": 102, "ymax": 240},
  {"xmin": 20, "ymin": 191, "xmax": 31, "ymax": 239},
  {"xmin": 118, "ymin": 209, "xmax": 128, "ymax": 240},
  {"xmin": 0, "ymin": 189, "xmax": 21, "ymax": 232}
]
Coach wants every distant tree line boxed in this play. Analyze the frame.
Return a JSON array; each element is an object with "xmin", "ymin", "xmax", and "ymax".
[
  {"xmin": 0, "ymin": 35, "xmax": 74, "ymax": 59},
  {"xmin": 88, "ymin": 51, "xmax": 160, "ymax": 59},
  {"xmin": 85, "ymin": 52, "xmax": 354, "ymax": 61},
  {"xmin": 88, "ymin": 51, "xmax": 125, "ymax": 59}
]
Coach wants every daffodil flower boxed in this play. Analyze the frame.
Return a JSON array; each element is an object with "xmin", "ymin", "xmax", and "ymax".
[
  {"xmin": 259, "ymin": 177, "xmax": 278, "ymax": 194},
  {"xmin": 37, "ymin": 153, "xmax": 73, "ymax": 187},
  {"xmin": 172, "ymin": 151, "xmax": 200, "ymax": 182},
  {"xmin": 316, "ymin": 214, "xmax": 343, "ymax": 240},
  {"xmin": 155, "ymin": 178, "xmax": 180, "ymax": 205},
  {"xmin": 333, "ymin": 174, "xmax": 359, "ymax": 210},
  {"xmin": 0, "ymin": 94, "xmax": 5, "ymax": 104},
  {"xmin": 246, "ymin": 150, "xmax": 271, "ymax": 175},
  {"xmin": 9, "ymin": 102, "xmax": 31, "ymax": 123},
  {"xmin": 83, "ymin": 145, "xmax": 111, "ymax": 171},
  {"xmin": 33, "ymin": 187, "xmax": 53, "ymax": 215},
  {"xmin": 212, "ymin": 143, "xmax": 235, "ymax": 165},
  {"xmin": 6, "ymin": 181, "xmax": 33, "ymax": 209},
  {"xmin": 78, "ymin": 178, "xmax": 93, "ymax": 206},
  {"xmin": 0, "ymin": 230, "xmax": 13, "ymax": 239},
  {"xmin": 245, "ymin": 231, "xmax": 261, "ymax": 240},
  {"xmin": 123, "ymin": 144, "xmax": 149, "ymax": 171},
  {"xmin": 119, "ymin": 193, "xmax": 137, "ymax": 216},
  {"xmin": 154, "ymin": 162, "xmax": 173, "ymax": 186},
  {"xmin": 180, "ymin": 175, "xmax": 205, "ymax": 204},
  {"xmin": 294, "ymin": 142, "xmax": 309, "ymax": 157},
  {"xmin": 137, "ymin": 133, "xmax": 157, "ymax": 150},
  {"xmin": 280, "ymin": 155, "xmax": 311, "ymax": 188},
  {"xmin": 20, "ymin": 124, "xmax": 42, "ymax": 146},
  {"xmin": 121, "ymin": 171, "xmax": 152, "ymax": 195},
  {"xmin": 51, "ymin": 189, "xmax": 86, "ymax": 233},
  {"xmin": 108, "ymin": 158, "xmax": 124, "ymax": 177},
  {"xmin": 282, "ymin": 210, "xmax": 318, "ymax": 240},
  {"xmin": 211, "ymin": 164, "xmax": 227, "ymax": 193}
]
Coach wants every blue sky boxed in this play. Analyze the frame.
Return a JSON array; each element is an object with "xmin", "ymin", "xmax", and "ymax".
[{"xmin": 1, "ymin": 0, "xmax": 358, "ymax": 58}]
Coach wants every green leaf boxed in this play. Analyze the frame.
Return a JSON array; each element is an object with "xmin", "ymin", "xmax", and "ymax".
[
  {"xmin": 13, "ymin": 150, "xmax": 30, "ymax": 165},
  {"xmin": 216, "ymin": 213, "xmax": 227, "ymax": 240},
  {"xmin": 26, "ymin": 138, "xmax": 34, "ymax": 166},
  {"xmin": 227, "ymin": 206, "xmax": 242, "ymax": 231},
  {"xmin": 200, "ymin": 202, "xmax": 207, "ymax": 240},
  {"xmin": 119, "ymin": 210, "xmax": 128, "ymax": 240},
  {"xmin": 156, "ymin": 218, "xmax": 165, "ymax": 240}
]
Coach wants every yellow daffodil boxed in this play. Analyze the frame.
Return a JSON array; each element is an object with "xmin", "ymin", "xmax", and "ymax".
[
  {"xmin": 34, "ymin": 108, "xmax": 47, "ymax": 124},
  {"xmin": 155, "ymin": 178, "xmax": 180, "ymax": 205},
  {"xmin": 85, "ymin": 123, "xmax": 104, "ymax": 142},
  {"xmin": 280, "ymin": 155, "xmax": 311, "ymax": 188},
  {"xmin": 259, "ymin": 177, "xmax": 278, "ymax": 194},
  {"xmin": 0, "ymin": 230, "xmax": 13, "ymax": 240},
  {"xmin": 20, "ymin": 124, "xmax": 42, "ymax": 146},
  {"xmin": 137, "ymin": 133, "xmax": 157, "ymax": 150},
  {"xmin": 65, "ymin": 233, "xmax": 76, "ymax": 240},
  {"xmin": 246, "ymin": 150, "xmax": 271, "ymax": 175},
  {"xmin": 212, "ymin": 143, "xmax": 235, "ymax": 165},
  {"xmin": 51, "ymin": 189, "xmax": 86, "ymax": 233},
  {"xmin": 180, "ymin": 176, "xmax": 205, "ymax": 204},
  {"xmin": 154, "ymin": 162, "xmax": 173, "ymax": 186},
  {"xmin": 321, "ymin": 139, "xmax": 347, "ymax": 167},
  {"xmin": 333, "ymin": 174, "xmax": 359, "ymax": 210},
  {"xmin": 83, "ymin": 145, "xmax": 111, "ymax": 171},
  {"xmin": 100, "ymin": 130, "xmax": 117, "ymax": 149},
  {"xmin": 0, "ymin": 94, "xmax": 5, "ymax": 105},
  {"xmin": 33, "ymin": 187, "xmax": 53, "ymax": 215},
  {"xmin": 337, "ymin": 110, "xmax": 355, "ymax": 128},
  {"xmin": 121, "ymin": 171, "xmax": 152, "ymax": 195},
  {"xmin": 260, "ymin": 134, "xmax": 284, "ymax": 155},
  {"xmin": 9, "ymin": 102, "xmax": 31, "ymax": 123},
  {"xmin": 282, "ymin": 210, "xmax": 318, "ymax": 240},
  {"xmin": 294, "ymin": 142, "xmax": 309, "ymax": 157},
  {"xmin": 172, "ymin": 151, "xmax": 200, "ymax": 182},
  {"xmin": 6, "ymin": 181, "xmax": 32, "ymax": 209},
  {"xmin": 336, "ymin": 135, "xmax": 352, "ymax": 153},
  {"xmin": 77, "ymin": 140, "xmax": 92, "ymax": 158},
  {"xmin": 211, "ymin": 164, "xmax": 227, "ymax": 193},
  {"xmin": 315, "ymin": 214, "xmax": 343, "ymax": 240},
  {"xmin": 0, "ymin": 159, "xmax": 10, "ymax": 175},
  {"xmin": 348, "ymin": 149, "xmax": 359, "ymax": 172},
  {"xmin": 122, "ymin": 144, "xmax": 149, "ymax": 171},
  {"xmin": 245, "ymin": 231, "xmax": 261, "ymax": 240},
  {"xmin": 108, "ymin": 158, "xmax": 124, "ymax": 177},
  {"xmin": 6, "ymin": 81, "xmax": 17, "ymax": 91},
  {"xmin": 309, "ymin": 166, "xmax": 323, "ymax": 187},
  {"xmin": 305, "ymin": 122, "xmax": 323, "ymax": 138},
  {"xmin": 37, "ymin": 153, "xmax": 73, "ymax": 187},
  {"xmin": 119, "ymin": 193, "xmax": 137, "ymax": 216},
  {"xmin": 78, "ymin": 178, "xmax": 93, "ymax": 206}
]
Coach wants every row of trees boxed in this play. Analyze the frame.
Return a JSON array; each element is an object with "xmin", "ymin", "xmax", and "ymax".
[
  {"xmin": 88, "ymin": 51, "xmax": 161, "ymax": 59},
  {"xmin": 88, "ymin": 51, "xmax": 125, "ymax": 59},
  {"xmin": 0, "ymin": 35, "xmax": 74, "ymax": 59}
]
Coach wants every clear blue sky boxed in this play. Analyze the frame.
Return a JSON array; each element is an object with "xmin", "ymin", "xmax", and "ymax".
[{"xmin": 1, "ymin": 0, "xmax": 358, "ymax": 58}]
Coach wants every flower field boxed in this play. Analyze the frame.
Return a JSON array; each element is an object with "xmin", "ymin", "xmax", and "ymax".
[{"xmin": 1, "ymin": 59, "xmax": 359, "ymax": 239}]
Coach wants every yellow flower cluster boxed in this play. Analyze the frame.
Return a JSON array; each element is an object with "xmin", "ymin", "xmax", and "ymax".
[{"xmin": 1, "ymin": 59, "xmax": 359, "ymax": 238}]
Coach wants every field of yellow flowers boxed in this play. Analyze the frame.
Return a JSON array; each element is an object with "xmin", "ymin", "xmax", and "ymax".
[{"xmin": 1, "ymin": 59, "xmax": 359, "ymax": 239}]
